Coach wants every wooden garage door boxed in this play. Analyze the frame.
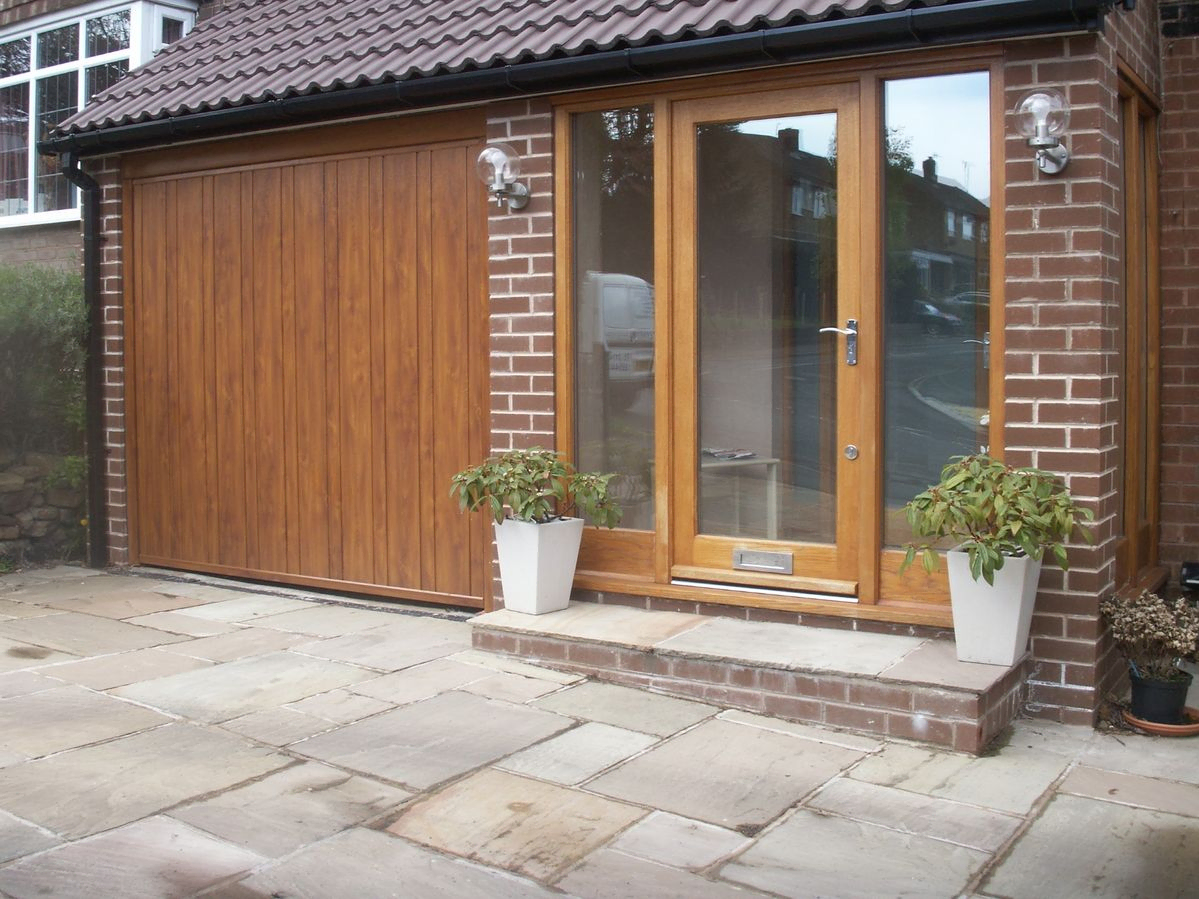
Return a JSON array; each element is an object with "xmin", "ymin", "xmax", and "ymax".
[{"xmin": 127, "ymin": 136, "xmax": 488, "ymax": 607}]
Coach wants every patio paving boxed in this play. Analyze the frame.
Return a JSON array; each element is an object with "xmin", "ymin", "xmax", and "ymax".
[{"xmin": 0, "ymin": 565, "xmax": 1194, "ymax": 898}]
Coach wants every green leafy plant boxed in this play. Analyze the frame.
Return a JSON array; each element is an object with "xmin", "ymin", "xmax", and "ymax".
[
  {"xmin": 899, "ymin": 454, "xmax": 1093, "ymax": 585},
  {"xmin": 451, "ymin": 448, "xmax": 622, "ymax": 528},
  {"xmin": 46, "ymin": 454, "xmax": 86, "ymax": 490},
  {"xmin": 1100, "ymin": 590, "xmax": 1199, "ymax": 681}
]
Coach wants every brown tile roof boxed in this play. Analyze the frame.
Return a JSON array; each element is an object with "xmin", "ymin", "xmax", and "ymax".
[{"xmin": 59, "ymin": 0, "xmax": 952, "ymax": 136}]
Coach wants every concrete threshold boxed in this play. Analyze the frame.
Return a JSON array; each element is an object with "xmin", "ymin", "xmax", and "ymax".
[{"xmin": 472, "ymin": 601, "xmax": 1030, "ymax": 754}]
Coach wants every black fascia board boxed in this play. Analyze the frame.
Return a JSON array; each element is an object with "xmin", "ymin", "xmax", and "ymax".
[{"xmin": 41, "ymin": 0, "xmax": 1111, "ymax": 157}]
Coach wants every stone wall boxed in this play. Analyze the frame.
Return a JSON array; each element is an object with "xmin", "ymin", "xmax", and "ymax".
[{"xmin": 0, "ymin": 452, "xmax": 85, "ymax": 563}]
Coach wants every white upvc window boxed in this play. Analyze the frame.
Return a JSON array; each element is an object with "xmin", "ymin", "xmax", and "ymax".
[{"xmin": 0, "ymin": 0, "xmax": 196, "ymax": 228}]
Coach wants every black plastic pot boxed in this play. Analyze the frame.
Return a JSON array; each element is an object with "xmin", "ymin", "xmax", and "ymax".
[{"xmin": 1129, "ymin": 668, "xmax": 1194, "ymax": 724}]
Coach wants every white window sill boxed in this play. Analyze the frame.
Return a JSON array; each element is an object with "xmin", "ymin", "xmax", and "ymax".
[{"xmin": 0, "ymin": 209, "xmax": 82, "ymax": 230}]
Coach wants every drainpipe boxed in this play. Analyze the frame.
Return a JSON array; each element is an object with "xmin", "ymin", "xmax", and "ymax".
[{"xmin": 59, "ymin": 151, "xmax": 107, "ymax": 569}]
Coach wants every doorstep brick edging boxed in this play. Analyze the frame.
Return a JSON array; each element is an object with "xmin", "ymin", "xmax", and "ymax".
[{"xmin": 473, "ymin": 627, "xmax": 1032, "ymax": 754}]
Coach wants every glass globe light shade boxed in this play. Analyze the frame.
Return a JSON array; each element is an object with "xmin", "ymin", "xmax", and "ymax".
[
  {"xmin": 1014, "ymin": 90, "xmax": 1070, "ymax": 142},
  {"xmin": 476, "ymin": 143, "xmax": 521, "ymax": 186}
]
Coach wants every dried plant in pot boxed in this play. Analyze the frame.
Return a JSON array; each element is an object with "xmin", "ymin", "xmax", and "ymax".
[
  {"xmin": 1101, "ymin": 590, "xmax": 1199, "ymax": 725},
  {"xmin": 900, "ymin": 454, "xmax": 1093, "ymax": 666},
  {"xmin": 451, "ymin": 449, "xmax": 621, "ymax": 615}
]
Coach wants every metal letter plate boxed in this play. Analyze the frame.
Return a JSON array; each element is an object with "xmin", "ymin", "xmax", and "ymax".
[{"xmin": 732, "ymin": 549, "xmax": 793, "ymax": 575}]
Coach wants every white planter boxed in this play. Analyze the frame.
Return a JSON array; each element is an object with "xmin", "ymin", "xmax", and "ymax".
[
  {"xmin": 946, "ymin": 550, "xmax": 1042, "ymax": 666},
  {"xmin": 494, "ymin": 517, "xmax": 585, "ymax": 615}
]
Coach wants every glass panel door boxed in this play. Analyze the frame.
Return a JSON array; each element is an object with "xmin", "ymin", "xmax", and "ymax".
[{"xmin": 671, "ymin": 85, "xmax": 863, "ymax": 594}]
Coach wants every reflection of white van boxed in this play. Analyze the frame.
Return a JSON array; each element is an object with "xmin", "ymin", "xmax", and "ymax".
[{"xmin": 582, "ymin": 272, "xmax": 654, "ymax": 386}]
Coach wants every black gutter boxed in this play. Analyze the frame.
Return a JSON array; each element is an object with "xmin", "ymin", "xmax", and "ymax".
[
  {"xmin": 42, "ymin": 0, "xmax": 1110, "ymax": 158},
  {"xmin": 59, "ymin": 152, "xmax": 108, "ymax": 569}
]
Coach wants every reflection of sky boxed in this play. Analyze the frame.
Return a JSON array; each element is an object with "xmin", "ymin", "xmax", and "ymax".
[{"xmin": 733, "ymin": 72, "xmax": 991, "ymax": 202}]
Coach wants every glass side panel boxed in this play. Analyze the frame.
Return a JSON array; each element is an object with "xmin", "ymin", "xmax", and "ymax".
[
  {"xmin": 882, "ymin": 72, "xmax": 991, "ymax": 546},
  {"xmin": 36, "ymin": 24, "xmax": 78, "ymax": 67},
  {"xmin": 695, "ymin": 113, "xmax": 838, "ymax": 543},
  {"xmin": 86, "ymin": 10, "xmax": 131, "ymax": 56},
  {"xmin": 0, "ymin": 83, "xmax": 30, "ymax": 215},
  {"xmin": 34, "ymin": 72, "xmax": 77, "ymax": 212},
  {"xmin": 0, "ymin": 37, "xmax": 31, "ymax": 77},
  {"xmin": 86, "ymin": 59, "xmax": 128, "ymax": 100},
  {"xmin": 573, "ymin": 106, "xmax": 656, "ymax": 530}
]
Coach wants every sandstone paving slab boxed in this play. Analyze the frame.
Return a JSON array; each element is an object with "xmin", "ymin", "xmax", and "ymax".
[
  {"xmin": 0, "ymin": 723, "xmax": 290, "ymax": 838},
  {"xmin": 609, "ymin": 811, "xmax": 751, "ymax": 871},
  {"xmin": 848, "ymin": 741, "xmax": 1069, "ymax": 814},
  {"xmin": 1060, "ymin": 766, "xmax": 1199, "ymax": 818},
  {"xmin": 0, "ymin": 637, "xmax": 77, "ymax": 672},
  {"xmin": 557, "ymin": 848, "xmax": 763, "ymax": 899},
  {"xmin": 0, "ymin": 685, "xmax": 169, "ymax": 759},
  {"xmin": 389, "ymin": 767, "xmax": 646, "ymax": 881},
  {"xmin": 220, "ymin": 708, "xmax": 338, "ymax": 746},
  {"xmin": 0, "ymin": 815, "xmax": 265, "ymax": 899},
  {"xmin": 0, "ymin": 670, "xmax": 63, "ymax": 698},
  {"xmin": 293, "ymin": 690, "xmax": 573, "ymax": 789},
  {"xmin": 161, "ymin": 626, "xmax": 309, "ymax": 662},
  {"xmin": 477, "ymin": 604, "xmax": 706, "ymax": 650},
  {"xmin": 124, "ymin": 610, "xmax": 242, "ymax": 637},
  {"xmin": 0, "ymin": 810, "xmax": 60, "ymax": 864},
  {"xmin": 285, "ymin": 688, "xmax": 393, "ymax": 724},
  {"xmin": 0, "ymin": 599, "xmax": 62, "ymax": 619},
  {"xmin": 251, "ymin": 604, "xmax": 399, "ymax": 637},
  {"xmin": 44, "ymin": 648, "xmax": 212, "ymax": 690},
  {"xmin": 170, "ymin": 762, "xmax": 411, "ymax": 858},
  {"xmin": 212, "ymin": 827, "xmax": 562, "ymax": 899},
  {"xmin": 1002, "ymin": 719, "xmax": 1097, "ymax": 758},
  {"xmin": 168, "ymin": 595, "xmax": 312, "ymax": 622},
  {"xmin": 43, "ymin": 589, "xmax": 207, "ymax": 620},
  {"xmin": 723, "ymin": 809, "xmax": 988, "ymax": 898},
  {"xmin": 348, "ymin": 658, "xmax": 495, "ymax": 705},
  {"xmin": 295, "ymin": 617, "xmax": 472, "ymax": 671},
  {"xmin": 659, "ymin": 617, "xmax": 924, "ymax": 676},
  {"xmin": 1078, "ymin": 731, "xmax": 1199, "ymax": 786},
  {"xmin": 144, "ymin": 582, "xmax": 266, "ymax": 603},
  {"xmin": 0, "ymin": 612, "xmax": 188, "ymax": 656},
  {"xmin": 5, "ymin": 574, "xmax": 166, "ymax": 604},
  {"xmin": 498, "ymin": 721, "xmax": 658, "ymax": 785},
  {"xmin": 458, "ymin": 671, "xmax": 565, "ymax": 703},
  {"xmin": 808, "ymin": 777, "xmax": 1023, "ymax": 852},
  {"xmin": 718, "ymin": 709, "xmax": 884, "ymax": 752},
  {"xmin": 877, "ymin": 639, "xmax": 1009, "ymax": 690},
  {"xmin": 113, "ymin": 650, "xmax": 373, "ymax": 723},
  {"xmin": 982, "ymin": 794, "xmax": 1199, "ymax": 899},
  {"xmin": 449, "ymin": 649, "xmax": 583, "ymax": 684},
  {"xmin": 588, "ymin": 718, "xmax": 864, "ymax": 829},
  {"xmin": 533, "ymin": 681, "xmax": 717, "ymax": 737}
]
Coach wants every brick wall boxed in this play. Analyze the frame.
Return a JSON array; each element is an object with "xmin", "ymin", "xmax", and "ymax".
[
  {"xmin": 87, "ymin": 157, "xmax": 129, "ymax": 564},
  {"xmin": 1158, "ymin": 1, "xmax": 1199, "ymax": 577},
  {"xmin": 0, "ymin": 221, "xmax": 81, "ymax": 271}
]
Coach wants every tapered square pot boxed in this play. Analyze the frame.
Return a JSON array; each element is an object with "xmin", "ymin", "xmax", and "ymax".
[
  {"xmin": 946, "ymin": 550, "xmax": 1042, "ymax": 666},
  {"xmin": 493, "ymin": 517, "xmax": 585, "ymax": 615}
]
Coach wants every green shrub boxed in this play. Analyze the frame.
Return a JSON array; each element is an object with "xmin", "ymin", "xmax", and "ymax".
[{"xmin": 0, "ymin": 264, "xmax": 86, "ymax": 455}]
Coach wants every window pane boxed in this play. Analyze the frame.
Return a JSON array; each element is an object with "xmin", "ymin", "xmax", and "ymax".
[
  {"xmin": 696, "ymin": 114, "xmax": 838, "ymax": 543},
  {"xmin": 37, "ymin": 24, "xmax": 78, "ymax": 67},
  {"xmin": 35, "ymin": 72, "xmax": 77, "ymax": 211},
  {"xmin": 0, "ymin": 83, "xmax": 30, "ymax": 215},
  {"xmin": 87, "ymin": 10, "xmax": 131, "ymax": 56},
  {"xmin": 573, "ymin": 106, "xmax": 655, "ymax": 530},
  {"xmin": 161, "ymin": 17, "xmax": 185, "ymax": 46},
  {"xmin": 0, "ymin": 37, "xmax": 31, "ymax": 77},
  {"xmin": 87, "ymin": 60, "xmax": 128, "ymax": 100},
  {"xmin": 882, "ymin": 72, "xmax": 991, "ymax": 546}
]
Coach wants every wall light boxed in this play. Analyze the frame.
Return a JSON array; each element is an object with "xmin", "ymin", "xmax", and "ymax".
[
  {"xmin": 1014, "ymin": 89, "xmax": 1071, "ymax": 175},
  {"xmin": 476, "ymin": 143, "xmax": 529, "ymax": 210}
]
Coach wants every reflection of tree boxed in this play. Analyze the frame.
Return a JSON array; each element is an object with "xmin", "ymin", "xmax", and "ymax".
[{"xmin": 0, "ymin": 38, "xmax": 30, "ymax": 78}]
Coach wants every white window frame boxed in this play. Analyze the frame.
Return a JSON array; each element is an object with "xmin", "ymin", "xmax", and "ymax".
[{"xmin": 0, "ymin": 0, "xmax": 196, "ymax": 229}]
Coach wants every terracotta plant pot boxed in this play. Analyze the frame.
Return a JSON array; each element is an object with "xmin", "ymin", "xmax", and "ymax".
[{"xmin": 1128, "ymin": 668, "xmax": 1193, "ymax": 725}]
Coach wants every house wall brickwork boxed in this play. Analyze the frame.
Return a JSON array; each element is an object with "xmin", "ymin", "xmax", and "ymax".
[
  {"xmin": 1158, "ymin": 2, "xmax": 1199, "ymax": 580},
  {"xmin": 0, "ymin": 221, "xmax": 81, "ymax": 270}
]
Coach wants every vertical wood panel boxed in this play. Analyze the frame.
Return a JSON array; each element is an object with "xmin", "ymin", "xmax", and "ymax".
[
  {"xmin": 368, "ymin": 155, "xmax": 389, "ymax": 586},
  {"xmin": 416, "ymin": 150, "xmax": 436, "ymax": 590},
  {"xmin": 280, "ymin": 166, "xmax": 300, "ymax": 574},
  {"xmin": 292, "ymin": 163, "xmax": 331, "ymax": 578},
  {"xmin": 382, "ymin": 151, "xmax": 422, "ymax": 588},
  {"xmin": 323, "ymin": 161, "xmax": 344, "ymax": 580},
  {"xmin": 239, "ymin": 171, "xmax": 260, "ymax": 570}
]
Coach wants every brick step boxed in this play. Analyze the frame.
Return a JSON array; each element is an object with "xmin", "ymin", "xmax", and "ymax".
[{"xmin": 472, "ymin": 602, "xmax": 1031, "ymax": 754}]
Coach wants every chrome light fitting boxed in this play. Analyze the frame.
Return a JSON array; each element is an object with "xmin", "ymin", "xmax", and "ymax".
[
  {"xmin": 476, "ymin": 143, "xmax": 529, "ymax": 210},
  {"xmin": 1014, "ymin": 89, "xmax": 1071, "ymax": 175}
]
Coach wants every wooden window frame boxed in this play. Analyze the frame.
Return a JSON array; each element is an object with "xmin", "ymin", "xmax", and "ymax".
[{"xmin": 554, "ymin": 48, "xmax": 1005, "ymax": 626}]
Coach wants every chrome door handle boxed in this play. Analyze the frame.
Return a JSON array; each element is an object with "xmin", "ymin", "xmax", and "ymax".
[
  {"xmin": 819, "ymin": 319, "xmax": 857, "ymax": 366},
  {"xmin": 963, "ymin": 330, "xmax": 990, "ymax": 370}
]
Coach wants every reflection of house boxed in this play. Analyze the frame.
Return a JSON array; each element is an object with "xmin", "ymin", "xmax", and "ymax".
[{"xmin": 31, "ymin": 0, "xmax": 1199, "ymax": 751}]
